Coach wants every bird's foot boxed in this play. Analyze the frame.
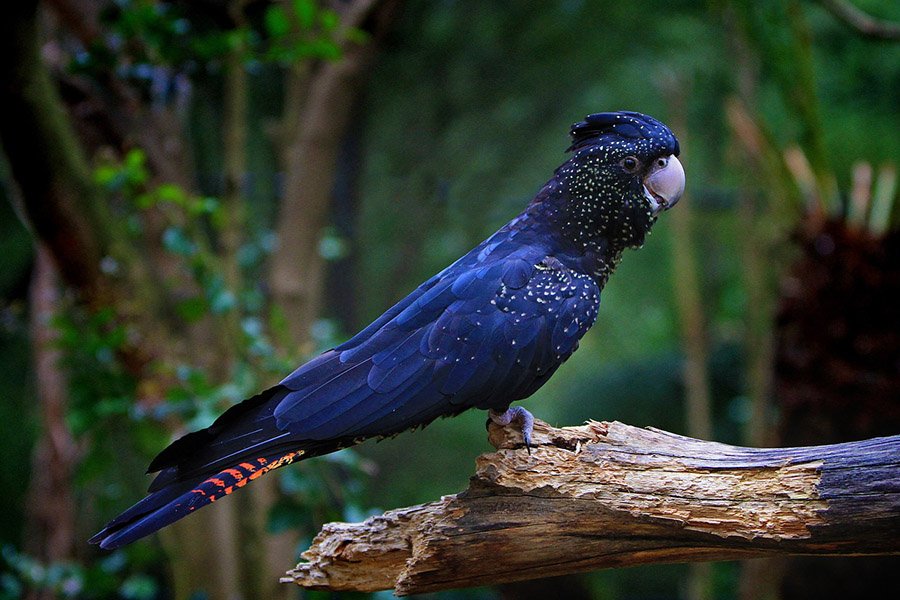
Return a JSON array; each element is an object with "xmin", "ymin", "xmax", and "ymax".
[{"xmin": 489, "ymin": 406, "xmax": 535, "ymax": 453}]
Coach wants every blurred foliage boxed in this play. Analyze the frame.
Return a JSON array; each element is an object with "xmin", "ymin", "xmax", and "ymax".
[
  {"xmin": 79, "ymin": 142, "xmax": 370, "ymax": 534},
  {"xmin": 70, "ymin": 0, "xmax": 365, "ymax": 84},
  {"xmin": 0, "ymin": 0, "xmax": 898, "ymax": 599},
  {"xmin": 1, "ymin": 544, "xmax": 164, "ymax": 600},
  {"xmin": 0, "ymin": 312, "xmax": 34, "ymax": 548},
  {"xmin": 0, "ymin": 183, "xmax": 35, "ymax": 547}
]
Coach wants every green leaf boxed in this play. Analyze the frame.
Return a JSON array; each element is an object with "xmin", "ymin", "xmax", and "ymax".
[
  {"xmin": 264, "ymin": 5, "xmax": 290, "ymax": 38},
  {"xmin": 1, "ymin": 572, "xmax": 23, "ymax": 598},
  {"xmin": 188, "ymin": 196, "xmax": 221, "ymax": 217},
  {"xmin": 66, "ymin": 409, "xmax": 91, "ymax": 436},
  {"xmin": 225, "ymin": 28, "xmax": 247, "ymax": 53},
  {"xmin": 134, "ymin": 192, "xmax": 155, "ymax": 209},
  {"xmin": 192, "ymin": 31, "xmax": 235, "ymax": 59},
  {"xmin": 318, "ymin": 227, "xmax": 350, "ymax": 260},
  {"xmin": 209, "ymin": 289, "xmax": 237, "ymax": 314},
  {"xmin": 175, "ymin": 297, "xmax": 208, "ymax": 322},
  {"xmin": 94, "ymin": 397, "xmax": 131, "ymax": 418},
  {"xmin": 293, "ymin": 0, "xmax": 317, "ymax": 29},
  {"xmin": 93, "ymin": 164, "xmax": 119, "ymax": 187},
  {"xmin": 297, "ymin": 38, "xmax": 341, "ymax": 61},
  {"xmin": 123, "ymin": 149, "xmax": 149, "ymax": 186},
  {"xmin": 155, "ymin": 183, "xmax": 188, "ymax": 205},
  {"xmin": 319, "ymin": 8, "xmax": 339, "ymax": 31}
]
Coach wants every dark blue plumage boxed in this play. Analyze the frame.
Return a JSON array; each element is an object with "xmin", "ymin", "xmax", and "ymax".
[{"xmin": 91, "ymin": 111, "xmax": 684, "ymax": 549}]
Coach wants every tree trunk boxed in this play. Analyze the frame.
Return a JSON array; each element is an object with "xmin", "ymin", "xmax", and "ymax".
[
  {"xmin": 284, "ymin": 418, "xmax": 900, "ymax": 596},
  {"xmin": 0, "ymin": 1, "xmax": 111, "ymax": 309},
  {"xmin": 262, "ymin": 2, "xmax": 399, "ymax": 597},
  {"xmin": 269, "ymin": 0, "xmax": 389, "ymax": 352},
  {"xmin": 24, "ymin": 245, "xmax": 78, "ymax": 591}
]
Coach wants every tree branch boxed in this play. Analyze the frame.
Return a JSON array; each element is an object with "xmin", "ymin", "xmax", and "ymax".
[
  {"xmin": 818, "ymin": 0, "xmax": 900, "ymax": 41},
  {"xmin": 283, "ymin": 418, "xmax": 900, "ymax": 596}
]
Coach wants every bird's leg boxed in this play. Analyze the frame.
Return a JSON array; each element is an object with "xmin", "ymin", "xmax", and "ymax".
[{"xmin": 489, "ymin": 406, "xmax": 535, "ymax": 453}]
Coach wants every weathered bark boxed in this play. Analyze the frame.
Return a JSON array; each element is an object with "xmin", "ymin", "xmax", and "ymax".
[{"xmin": 284, "ymin": 418, "xmax": 900, "ymax": 596}]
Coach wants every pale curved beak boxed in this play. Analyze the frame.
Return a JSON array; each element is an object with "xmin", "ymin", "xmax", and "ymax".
[{"xmin": 642, "ymin": 154, "xmax": 685, "ymax": 215}]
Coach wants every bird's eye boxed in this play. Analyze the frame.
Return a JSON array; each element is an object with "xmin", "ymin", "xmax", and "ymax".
[{"xmin": 621, "ymin": 156, "xmax": 640, "ymax": 173}]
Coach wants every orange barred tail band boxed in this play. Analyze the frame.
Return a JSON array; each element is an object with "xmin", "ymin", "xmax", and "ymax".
[
  {"xmin": 89, "ymin": 449, "xmax": 306, "ymax": 550},
  {"xmin": 190, "ymin": 451, "xmax": 305, "ymax": 504}
]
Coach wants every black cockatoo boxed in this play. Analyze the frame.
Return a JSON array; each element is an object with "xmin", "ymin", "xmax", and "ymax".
[{"xmin": 91, "ymin": 111, "xmax": 684, "ymax": 549}]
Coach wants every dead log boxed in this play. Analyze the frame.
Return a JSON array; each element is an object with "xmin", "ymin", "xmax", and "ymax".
[{"xmin": 282, "ymin": 418, "xmax": 900, "ymax": 596}]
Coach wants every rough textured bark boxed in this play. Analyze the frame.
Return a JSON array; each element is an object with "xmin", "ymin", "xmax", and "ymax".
[{"xmin": 284, "ymin": 418, "xmax": 900, "ymax": 596}]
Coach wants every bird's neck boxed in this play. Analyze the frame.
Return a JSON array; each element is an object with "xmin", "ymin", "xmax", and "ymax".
[
  {"xmin": 557, "ymin": 227, "xmax": 626, "ymax": 289},
  {"xmin": 521, "ymin": 173, "xmax": 654, "ymax": 288},
  {"xmin": 520, "ymin": 201, "xmax": 626, "ymax": 289}
]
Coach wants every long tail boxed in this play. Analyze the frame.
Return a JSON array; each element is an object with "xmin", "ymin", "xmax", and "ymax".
[
  {"xmin": 91, "ymin": 331, "xmax": 471, "ymax": 548},
  {"xmin": 89, "ymin": 448, "xmax": 307, "ymax": 549},
  {"xmin": 90, "ymin": 383, "xmax": 346, "ymax": 550}
]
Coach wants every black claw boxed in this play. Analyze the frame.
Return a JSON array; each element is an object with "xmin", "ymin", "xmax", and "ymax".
[{"xmin": 489, "ymin": 406, "xmax": 535, "ymax": 452}]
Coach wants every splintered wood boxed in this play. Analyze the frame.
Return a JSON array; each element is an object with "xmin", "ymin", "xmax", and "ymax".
[{"xmin": 283, "ymin": 419, "xmax": 900, "ymax": 595}]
